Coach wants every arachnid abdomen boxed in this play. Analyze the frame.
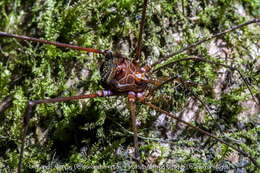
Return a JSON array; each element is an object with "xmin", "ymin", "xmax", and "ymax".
[{"xmin": 100, "ymin": 52, "xmax": 147, "ymax": 93}]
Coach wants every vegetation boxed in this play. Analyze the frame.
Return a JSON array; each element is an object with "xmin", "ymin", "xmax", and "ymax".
[{"xmin": 0, "ymin": 0, "xmax": 259, "ymax": 172}]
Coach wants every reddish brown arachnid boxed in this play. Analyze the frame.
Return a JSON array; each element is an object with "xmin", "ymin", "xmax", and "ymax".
[{"xmin": 0, "ymin": 0, "xmax": 259, "ymax": 172}]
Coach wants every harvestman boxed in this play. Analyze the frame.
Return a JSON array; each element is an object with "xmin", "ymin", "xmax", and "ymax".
[{"xmin": 0, "ymin": 0, "xmax": 259, "ymax": 172}]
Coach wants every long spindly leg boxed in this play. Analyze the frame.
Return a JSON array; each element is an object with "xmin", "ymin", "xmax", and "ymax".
[
  {"xmin": 147, "ymin": 75, "xmax": 199, "ymax": 96},
  {"xmin": 145, "ymin": 75, "xmax": 219, "ymax": 122},
  {"xmin": 18, "ymin": 90, "xmax": 115, "ymax": 173},
  {"xmin": 135, "ymin": 0, "xmax": 148, "ymax": 62},
  {"xmin": 128, "ymin": 92, "xmax": 144, "ymax": 172},
  {"xmin": 151, "ymin": 18, "xmax": 260, "ymax": 67},
  {"xmin": 0, "ymin": 32, "xmax": 104, "ymax": 54},
  {"xmin": 141, "ymin": 101, "xmax": 260, "ymax": 169},
  {"xmin": 147, "ymin": 75, "xmax": 218, "ymax": 120},
  {"xmin": 152, "ymin": 56, "xmax": 258, "ymax": 104}
]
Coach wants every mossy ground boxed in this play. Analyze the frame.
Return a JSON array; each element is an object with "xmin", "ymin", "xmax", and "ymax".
[{"xmin": 0, "ymin": 0, "xmax": 259, "ymax": 172}]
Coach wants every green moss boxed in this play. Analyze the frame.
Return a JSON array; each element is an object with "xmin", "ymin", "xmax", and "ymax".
[{"xmin": 0, "ymin": 0, "xmax": 259, "ymax": 172}]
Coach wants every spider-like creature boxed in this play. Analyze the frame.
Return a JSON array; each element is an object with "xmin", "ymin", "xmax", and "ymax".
[{"xmin": 0, "ymin": 0, "xmax": 259, "ymax": 172}]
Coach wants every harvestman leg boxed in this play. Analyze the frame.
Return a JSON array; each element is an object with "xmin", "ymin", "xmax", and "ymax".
[
  {"xmin": 128, "ymin": 92, "xmax": 139, "ymax": 158},
  {"xmin": 150, "ymin": 18, "xmax": 260, "ymax": 104},
  {"xmin": 151, "ymin": 18, "xmax": 260, "ymax": 67},
  {"xmin": 141, "ymin": 101, "xmax": 260, "ymax": 168},
  {"xmin": 128, "ymin": 92, "xmax": 145, "ymax": 173},
  {"xmin": 148, "ymin": 75, "xmax": 224, "ymax": 130},
  {"xmin": 147, "ymin": 58, "xmax": 259, "ymax": 168},
  {"xmin": 135, "ymin": 0, "xmax": 148, "ymax": 62},
  {"xmin": 18, "ymin": 90, "xmax": 115, "ymax": 173},
  {"xmin": 0, "ymin": 32, "xmax": 105, "ymax": 54},
  {"xmin": 153, "ymin": 56, "xmax": 258, "ymax": 104},
  {"xmin": 148, "ymin": 75, "xmax": 199, "ymax": 95},
  {"xmin": 125, "ymin": 0, "xmax": 148, "ymax": 169}
]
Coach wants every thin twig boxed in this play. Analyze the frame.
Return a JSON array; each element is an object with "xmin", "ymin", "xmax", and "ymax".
[{"xmin": 0, "ymin": 96, "xmax": 13, "ymax": 114}]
